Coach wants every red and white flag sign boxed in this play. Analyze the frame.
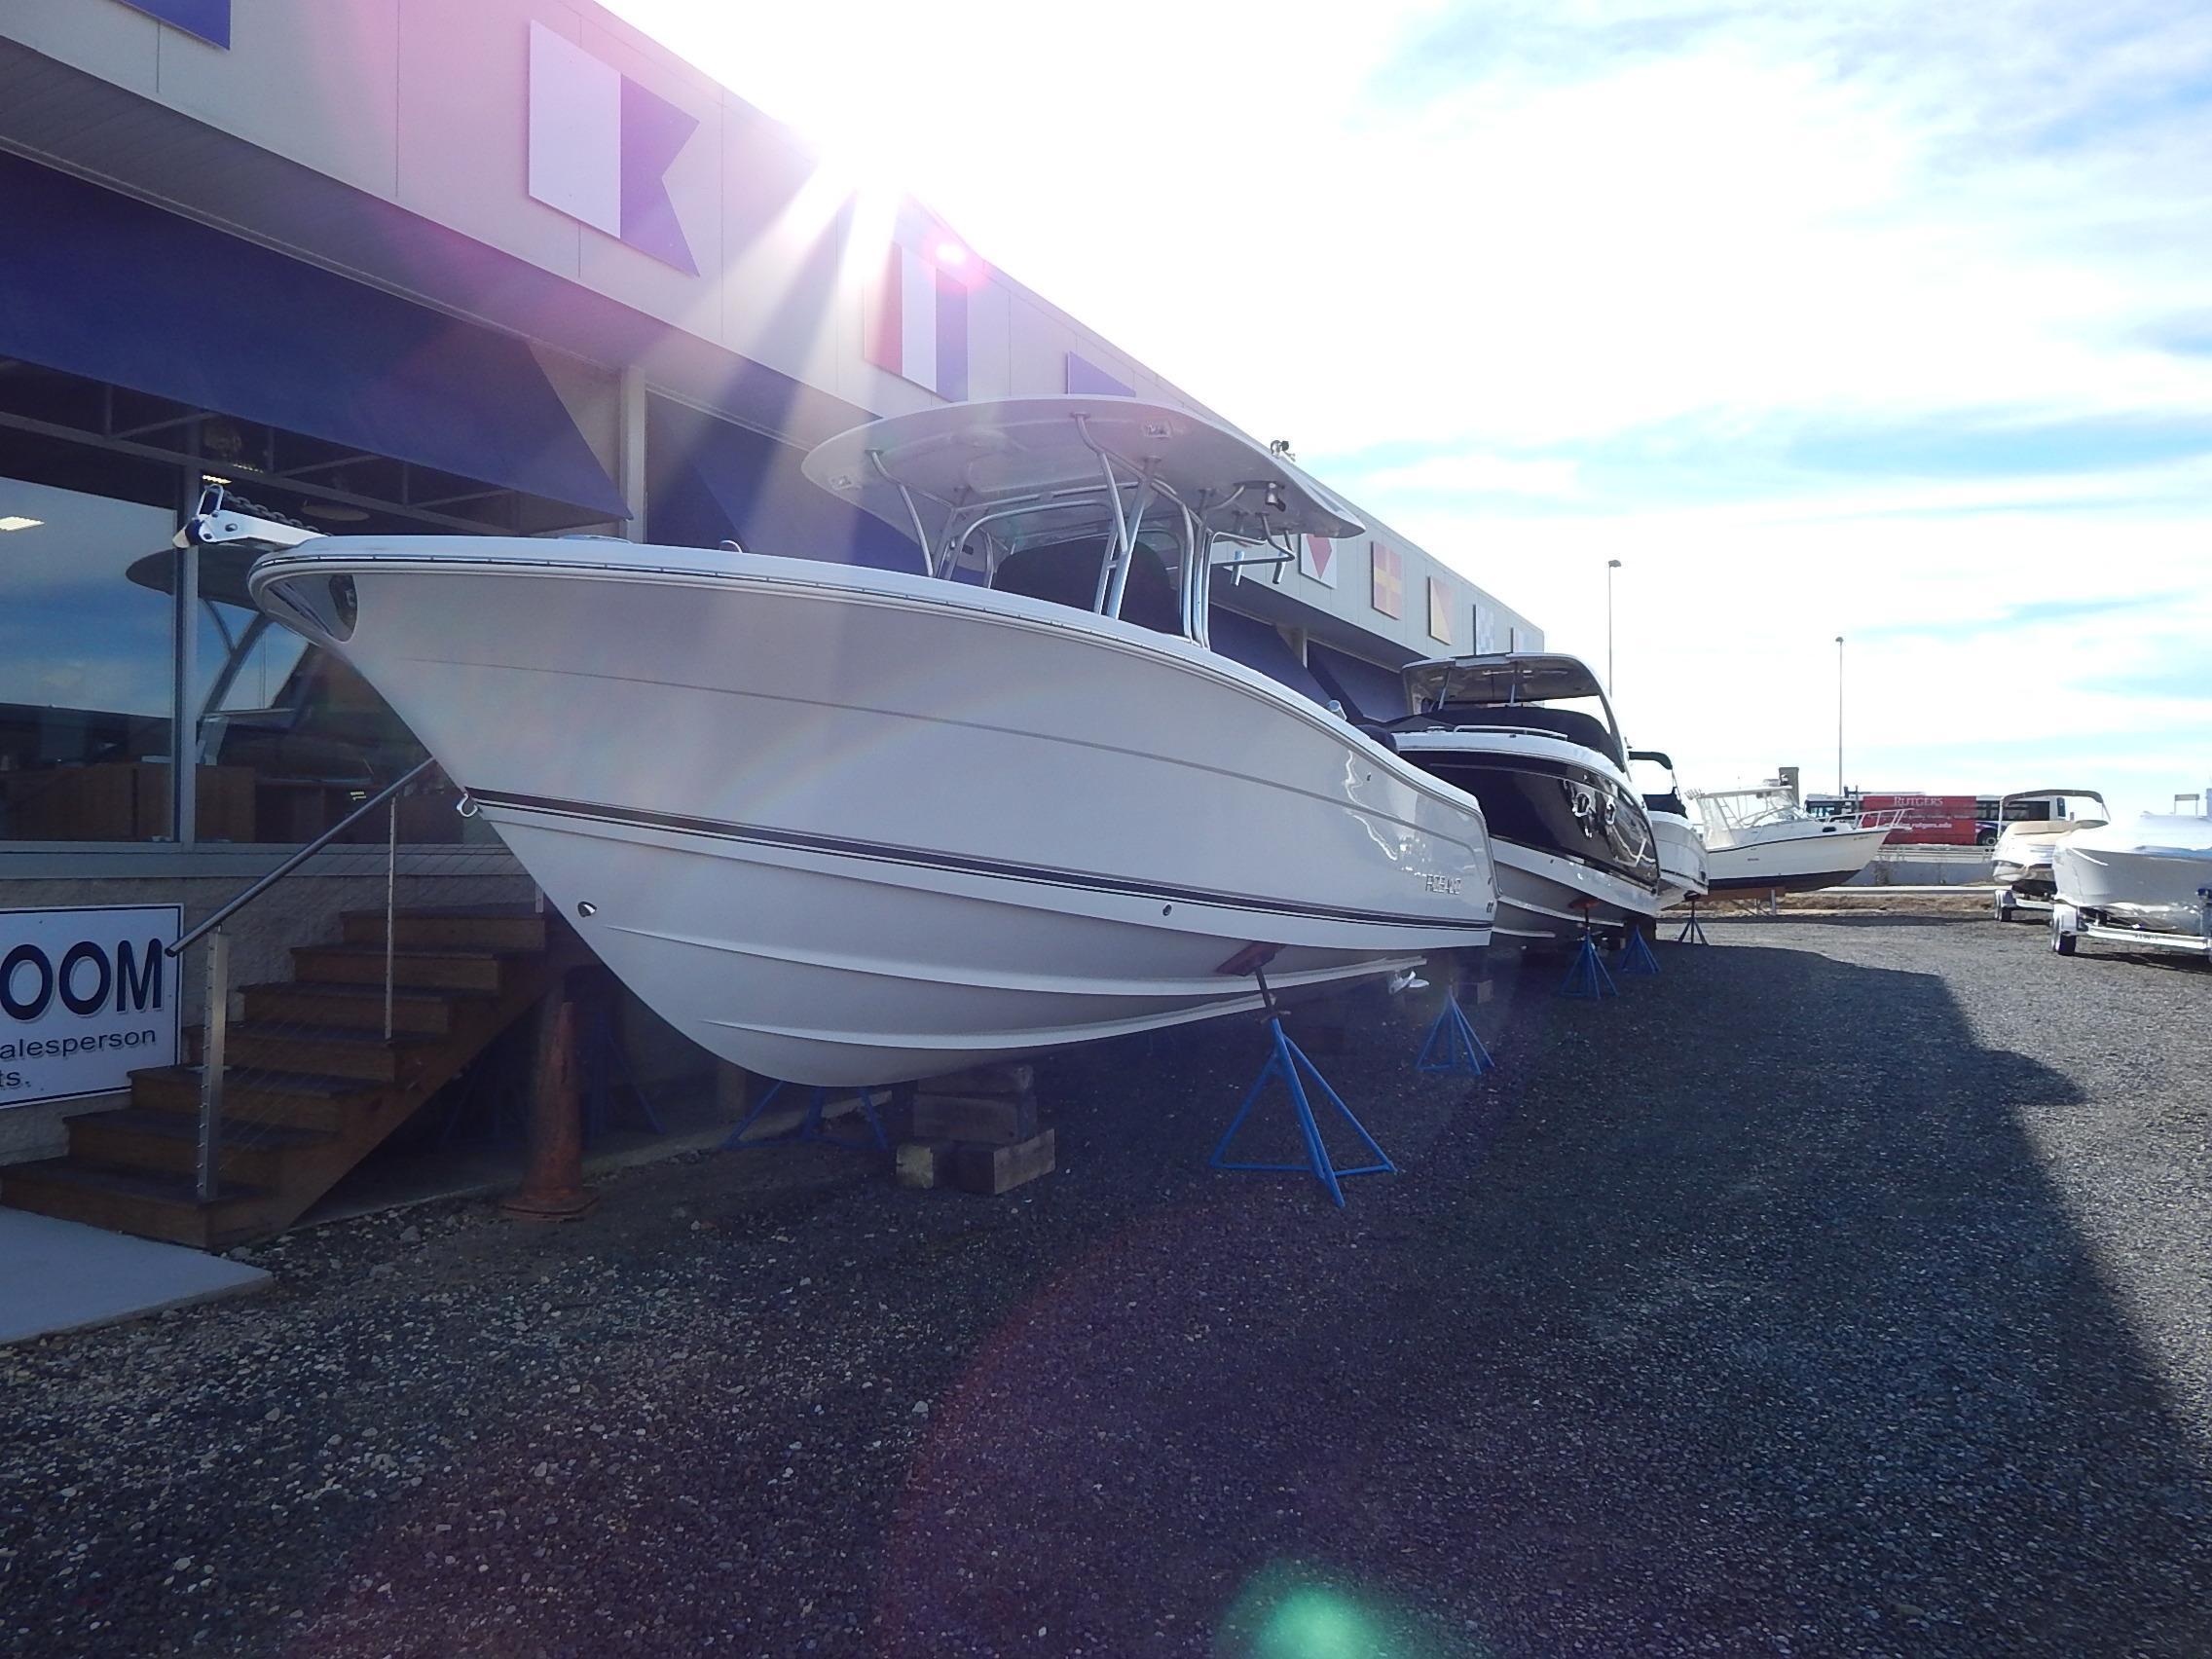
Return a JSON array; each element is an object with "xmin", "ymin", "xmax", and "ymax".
[{"xmin": 1300, "ymin": 535, "xmax": 1338, "ymax": 588}]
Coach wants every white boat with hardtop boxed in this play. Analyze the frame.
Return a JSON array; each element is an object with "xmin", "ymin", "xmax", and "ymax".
[
  {"xmin": 1689, "ymin": 782, "xmax": 1894, "ymax": 897},
  {"xmin": 1631, "ymin": 750, "xmax": 1709, "ymax": 910},
  {"xmin": 1991, "ymin": 787, "xmax": 2108, "ymax": 920},
  {"xmin": 218, "ymin": 396, "xmax": 1498, "ymax": 1085}
]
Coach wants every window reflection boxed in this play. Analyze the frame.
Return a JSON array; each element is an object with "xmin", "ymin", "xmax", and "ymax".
[
  {"xmin": 191, "ymin": 588, "xmax": 464, "ymax": 844},
  {"xmin": 0, "ymin": 478, "xmax": 176, "ymax": 841}
]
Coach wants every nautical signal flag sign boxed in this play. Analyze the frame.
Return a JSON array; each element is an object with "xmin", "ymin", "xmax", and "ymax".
[
  {"xmin": 118, "ymin": 0, "xmax": 229, "ymax": 47},
  {"xmin": 1370, "ymin": 542, "xmax": 1404, "ymax": 618},
  {"xmin": 1300, "ymin": 535, "xmax": 1339, "ymax": 588},
  {"xmin": 866, "ymin": 244, "xmax": 971, "ymax": 399},
  {"xmin": 1427, "ymin": 576, "xmax": 1454, "ymax": 644},
  {"xmin": 1065, "ymin": 352, "xmax": 1135, "ymax": 398},
  {"xmin": 527, "ymin": 23, "xmax": 701, "ymax": 275}
]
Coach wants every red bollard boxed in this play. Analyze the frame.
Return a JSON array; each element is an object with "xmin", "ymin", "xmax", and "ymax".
[{"xmin": 499, "ymin": 982, "xmax": 599, "ymax": 1222}]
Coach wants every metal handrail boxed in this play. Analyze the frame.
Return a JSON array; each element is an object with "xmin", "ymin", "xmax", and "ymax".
[{"xmin": 168, "ymin": 757, "xmax": 439, "ymax": 958}]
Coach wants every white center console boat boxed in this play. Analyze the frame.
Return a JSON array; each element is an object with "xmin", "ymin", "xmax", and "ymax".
[
  {"xmin": 219, "ymin": 397, "xmax": 1499, "ymax": 1085},
  {"xmin": 1383, "ymin": 654, "xmax": 1663, "ymax": 943},
  {"xmin": 1688, "ymin": 783, "xmax": 1893, "ymax": 897}
]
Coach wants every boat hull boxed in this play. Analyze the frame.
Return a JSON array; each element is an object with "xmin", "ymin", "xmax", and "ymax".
[
  {"xmin": 1490, "ymin": 838, "xmax": 1663, "ymax": 942},
  {"xmin": 1391, "ymin": 738, "xmax": 1662, "ymax": 942},
  {"xmin": 249, "ymin": 539, "xmax": 1497, "ymax": 1084},
  {"xmin": 2052, "ymin": 830, "xmax": 2212, "ymax": 940},
  {"xmin": 1992, "ymin": 825, "xmax": 2074, "ymax": 896},
  {"xmin": 1649, "ymin": 809, "xmax": 1709, "ymax": 909},
  {"xmin": 1704, "ymin": 824, "xmax": 1892, "ymax": 894}
]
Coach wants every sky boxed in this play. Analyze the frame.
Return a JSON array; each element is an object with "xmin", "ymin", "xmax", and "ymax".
[{"xmin": 608, "ymin": 0, "xmax": 2212, "ymax": 816}]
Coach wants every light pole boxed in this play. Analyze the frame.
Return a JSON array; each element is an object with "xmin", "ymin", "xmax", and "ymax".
[
  {"xmin": 1605, "ymin": 559, "xmax": 1622, "ymax": 696},
  {"xmin": 1834, "ymin": 634, "xmax": 1845, "ymax": 796}
]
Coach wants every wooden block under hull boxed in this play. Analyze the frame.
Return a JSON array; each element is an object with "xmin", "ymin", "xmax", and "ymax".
[
  {"xmin": 910, "ymin": 1092, "xmax": 1039, "ymax": 1146},
  {"xmin": 895, "ymin": 1141, "xmax": 952, "ymax": 1190},
  {"xmin": 915, "ymin": 1063, "xmax": 1035, "ymax": 1100},
  {"xmin": 947, "ymin": 1130, "xmax": 1055, "ymax": 1197}
]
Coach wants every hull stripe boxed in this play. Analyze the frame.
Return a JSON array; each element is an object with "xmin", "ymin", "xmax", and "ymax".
[{"xmin": 467, "ymin": 789, "xmax": 1493, "ymax": 936}]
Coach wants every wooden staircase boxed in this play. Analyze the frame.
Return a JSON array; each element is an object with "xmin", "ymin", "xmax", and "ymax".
[{"xmin": 0, "ymin": 905, "xmax": 581, "ymax": 1250}]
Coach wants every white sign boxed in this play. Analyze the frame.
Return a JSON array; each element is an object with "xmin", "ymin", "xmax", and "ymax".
[{"xmin": 0, "ymin": 906, "xmax": 181, "ymax": 1110}]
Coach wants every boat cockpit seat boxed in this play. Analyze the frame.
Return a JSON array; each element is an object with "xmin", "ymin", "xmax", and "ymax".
[{"xmin": 991, "ymin": 537, "xmax": 1179, "ymax": 636}]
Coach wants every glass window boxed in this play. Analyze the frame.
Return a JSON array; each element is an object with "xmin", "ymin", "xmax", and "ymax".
[
  {"xmin": 0, "ymin": 477, "xmax": 178, "ymax": 842},
  {"xmin": 190, "ymin": 587, "xmax": 468, "ymax": 845}
]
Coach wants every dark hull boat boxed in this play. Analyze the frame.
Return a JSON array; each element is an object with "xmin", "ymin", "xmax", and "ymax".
[{"xmin": 1384, "ymin": 654, "xmax": 1663, "ymax": 943}]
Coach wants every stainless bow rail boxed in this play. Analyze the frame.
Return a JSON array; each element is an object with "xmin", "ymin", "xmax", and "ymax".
[{"xmin": 166, "ymin": 757, "xmax": 440, "ymax": 1201}]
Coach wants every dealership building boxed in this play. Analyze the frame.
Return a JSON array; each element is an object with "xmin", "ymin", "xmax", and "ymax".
[{"xmin": 0, "ymin": 0, "xmax": 1540, "ymax": 1220}]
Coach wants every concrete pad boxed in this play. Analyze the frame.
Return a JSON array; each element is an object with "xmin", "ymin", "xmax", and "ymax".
[{"xmin": 0, "ymin": 1209, "xmax": 270, "ymax": 1346}]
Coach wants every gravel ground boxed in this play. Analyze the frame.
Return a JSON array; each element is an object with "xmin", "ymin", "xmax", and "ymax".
[{"xmin": 5, "ymin": 916, "xmax": 2211, "ymax": 1657}]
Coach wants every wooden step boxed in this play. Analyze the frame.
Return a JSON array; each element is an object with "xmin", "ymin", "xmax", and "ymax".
[
  {"xmin": 223, "ymin": 1023, "xmax": 429, "ymax": 1084},
  {"xmin": 67, "ymin": 1107, "xmax": 333, "ymax": 1187},
  {"xmin": 2, "ymin": 897, "xmax": 571, "ymax": 1249},
  {"xmin": 291, "ymin": 941, "xmax": 513, "ymax": 993},
  {"xmin": 341, "ymin": 905, "xmax": 546, "ymax": 953},
  {"xmin": 130, "ymin": 1065, "xmax": 374, "ymax": 1132},
  {"xmin": 0, "ymin": 1159, "xmax": 265, "ymax": 1249},
  {"xmin": 239, "ymin": 980, "xmax": 476, "ymax": 1036}
]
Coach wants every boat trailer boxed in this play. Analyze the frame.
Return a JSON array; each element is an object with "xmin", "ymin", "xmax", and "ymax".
[{"xmin": 2049, "ymin": 894, "xmax": 2212, "ymax": 961}]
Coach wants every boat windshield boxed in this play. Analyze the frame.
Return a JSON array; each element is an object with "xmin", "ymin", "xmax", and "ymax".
[
  {"xmin": 1996, "ymin": 789, "xmax": 2109, "ymax": 827},
  {"xmin": 1629, "ymin": 751, "xmax": 1686, "ymax": 816},
  {"xmin": 801, "ymin": 397, "xmax": 1364, "ymax": 649},
  {"xmin": 1395, "ymin": 653, "xmax": 1626, "ymax": 767},
  {"xmin": 1691, "ymin": 785, "xmax": 1820, "ymax": 835}
]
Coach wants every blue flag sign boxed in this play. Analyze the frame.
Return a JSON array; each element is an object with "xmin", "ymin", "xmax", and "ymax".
[{"xmin": 117, "ymin": 0, "xmax": 230, "ymax": 49}]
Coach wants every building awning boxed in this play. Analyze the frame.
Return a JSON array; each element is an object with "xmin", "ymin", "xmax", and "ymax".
[
  {"xmin": 0, "ymin": 152, "xmax": 627, "ymax": 521},
  {"xmin": 1208, "ymin": 608, "xmax": 1326, "ymax": 704},
  {"xmin": 649, "ymin": 401, "xmax": 918, "ymax": 570},
  {"xmin": 1309, "ymin": 643, "xmax": 1410, "ymax": 722}
]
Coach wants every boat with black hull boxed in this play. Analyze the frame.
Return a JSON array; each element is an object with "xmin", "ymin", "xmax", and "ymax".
[{"xmin": 1382, "ymin": 654, "xmax": 1663, "ymax": 944}]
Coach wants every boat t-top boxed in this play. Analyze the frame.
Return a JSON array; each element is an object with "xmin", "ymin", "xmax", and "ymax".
[
  {"xmin": 220, "ymin": 395, "xmax": 1499, "ymax": 1085},
  {"xmin": 1383, "ymin": 653, "xmax": 1662, "ymax": 943},
  {"xmin": 1687, "ymin": 782, "xmax": 1894, "ymax": 897},
  {"xmin": 1991, "ymin": 788, "xmax": 2108, "ymax": 919}
]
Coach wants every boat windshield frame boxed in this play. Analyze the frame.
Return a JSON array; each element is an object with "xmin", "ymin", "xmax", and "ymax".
[
  {"xmin": 1689, "ymin": 784, "xmax": 1820, "ymax": 834},
  {"xmin": 1629, "ymin": 750, "xmax": 1687, "ymax": 817},
  {"xmin": 801, "ymin": 397, "xmax": 1364, "ymax": 651},
  {"xmin": 1995, "ymin": 788, "xmax": 2110, "ymax": 826},
  {"xmin": 1397, "ymin": 652, "xmax": 1628, "ymax": 765}
]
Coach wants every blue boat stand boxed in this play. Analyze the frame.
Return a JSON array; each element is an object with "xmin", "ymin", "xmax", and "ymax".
[
  {"xmin": 1416, "ymin": 989, "xmax": 1495, "ymax": 1077},
  {"xmin": 722, "ymin": 1078, "xmax": 889, "ymax": 1153},
  {"xmin": 1613, "ymin": 925, "xmax": 1662, "ymax": 976},
  {"xmin": 1558, "ymin": 919, "xmax": 1619, "ymax": 999},
  {"xmin": 1210, "ymin": 965, "xmax": 1394, "ymax": 1207}
]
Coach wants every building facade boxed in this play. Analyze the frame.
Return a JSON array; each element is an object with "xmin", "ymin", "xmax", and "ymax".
[{"xmin": 0, "ymin": 0, "xmax": 1540, "ymax": 1165}]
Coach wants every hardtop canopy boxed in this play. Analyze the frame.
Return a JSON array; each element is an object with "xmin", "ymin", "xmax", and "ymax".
[
  {"xmin": 1996, "ymin": 787, "xmax": 2108, "ymax": 819},
  {"xmin": 800, "ymin": 395, "xmax": 1364, "ymax": 566},
  {"xmin": 1402, "ymin": 652, "xmax": 1606, "ymax": 711}
]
